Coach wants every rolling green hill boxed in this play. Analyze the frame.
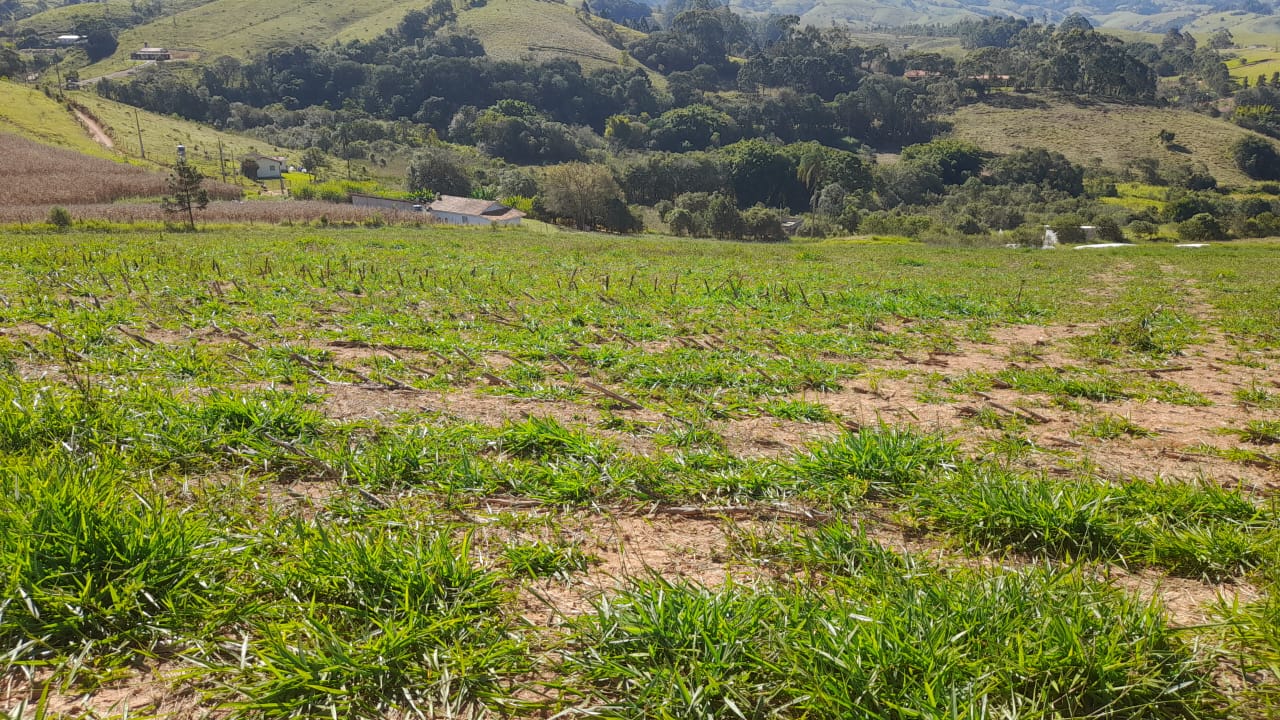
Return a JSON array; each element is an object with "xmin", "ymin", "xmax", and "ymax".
[
  {"xmin": 947, "ymin": 95, "xmax": 1279, "ymax": 187},
  {"xmin": 75, "ymin": 0, "xmax": 641, "ymax": 77}
]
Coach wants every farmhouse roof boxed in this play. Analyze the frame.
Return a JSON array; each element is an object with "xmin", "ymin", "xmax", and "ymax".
[
  {"xmin": 429, "ymin": 195, "xmax": 524, "ymax": 220},
  {"xmin": 138, "ymin": 47, "xmax": 169, "ymax": 53},
  {"xmin": 245, "ymin": 153, "xmax": 286, "ymax": 163}
]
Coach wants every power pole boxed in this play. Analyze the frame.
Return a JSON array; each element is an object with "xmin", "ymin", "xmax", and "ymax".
[
  {"xmin": 217, "ymin": 139, "xmax": 227, "ymax": 184},
  {"xmin": 134, "ymin": 108, "xmax": 145, "ymax": 159}
]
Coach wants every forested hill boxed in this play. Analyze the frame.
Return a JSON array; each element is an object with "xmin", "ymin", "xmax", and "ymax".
[{"xmin": 725, "ymin": 0, "xmax": 1280, "ymax": 35}]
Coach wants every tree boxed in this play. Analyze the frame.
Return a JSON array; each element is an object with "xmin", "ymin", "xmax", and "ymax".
[
  {"xmin": 1208, "ymin": 28, "xmax": 1234, "ymax": 50},
  {"xmin": 301, "ymin": 148, "xmax": 327, "ymax": 176},
  {"xmin": 1231, "ymin": 136, "xmax": 1280, "ymax": 180},
  {"xmin": 667, "ymin": 207, "xmax": 696, "ymax": 236},
  {"xmin": 406, "ymin": 147, "xmax": 472, "ymax": 196},
  {"xmin": 84, "ymin": 27, "xmax": 117, "ymax": 62},
  {"xmin": 706, "ymin": 192, "xmax": 744, "ymax": 239},
  {"xmin": 541, "ymin": 162, "xmax": 625, "ymax": 230},
  {"xmin": 162, "ymin": 160, "xmax": 209, "ymax": 231},
  {"xmin": 741, "ymin": 205, "xmax": 785, "ymax": 242},
  {"xmin": 1127, "ymin": 219, "xmax": 1158, "ymax": 240},
  {"xmin": 1178, "ymin": 213, "xmax": 1227, "ymax": 242},
  {"xmin": 990, "ymin": 149, "xmax": 1084, "ymax": 195},
  {"xmin": 240, "ymin": 157, "xmax": 259, "ymax": 180}
]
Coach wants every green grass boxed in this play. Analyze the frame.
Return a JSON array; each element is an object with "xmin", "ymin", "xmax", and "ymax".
[
  {"xmin": 0, "ymin": 226, "xmax": 1277, "ymax": 715},
  {"xmin": 1225, "ymin": 419, "xmax": 1280, "ymax": 445},
  {"xmin": 0, "ymin": 80, "xmax": 118, "ymax": 159},
  {"xmin": 1078, "ymin": 413, "xmax": 1158, "ymax": 439},
  {"xmin": 566, "ymin": 559, "xmax": 1222, "ymax": 719},
  {"xmin": 917, "ymin": 468, "xmax": 1274, "ymax": 579}
]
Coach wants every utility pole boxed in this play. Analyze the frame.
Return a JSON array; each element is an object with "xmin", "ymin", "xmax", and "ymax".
[
  {"xmin": 134, "ymin": 108, "xmax": 145, "ymax": 159},
  {"xmin": 217, "ymin": 139, "xmax": 227, "ymax": 184}
]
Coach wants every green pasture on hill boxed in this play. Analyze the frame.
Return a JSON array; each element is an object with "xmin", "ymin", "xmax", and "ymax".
[{"xmin": 947, "ymin": 95, "xmax": 1280, "ymax": 187}]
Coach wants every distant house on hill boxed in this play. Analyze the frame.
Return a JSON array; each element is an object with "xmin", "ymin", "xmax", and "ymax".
[
  {"xmin": 348, "ymin": 193, "xmax": 524, "ymax": 226},
  {"xmin": 55, "ymin": 35, "xmax": 86, "ymax": 45},
  {"xmin": 243, "ymin": 153, "xmax": 286, "ymax": 180},
  {"xmin": 130, "ymin": 46, "xmax": 171, "ymax": 60},
  {"xmin": 903, "ymin": 69, "xmax": 940, "ymax": 80}
]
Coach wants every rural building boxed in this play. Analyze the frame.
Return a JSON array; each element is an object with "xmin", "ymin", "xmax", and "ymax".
[
  {"xmin": 349, "ymin": 193, "xmax": 524, "ymax": 226},
  {"xmin": 244, "ymin": 154, "xmax": 286, "ymax": 180},
  {"xmin": 427, "ymin": 195, "xmax": 524, "ymax": 226},
  {"xmin": 55, "ymin": 35, "xmax": 86, "ymax": 45},
  {"xmin": 130, "ymin": 47, "xmax": 172, "ymax": 60}
]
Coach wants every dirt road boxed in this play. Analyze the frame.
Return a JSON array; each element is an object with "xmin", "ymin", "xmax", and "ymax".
[{"xmin": 72, "ymin": 107, "xmax": 114, "ymax": 148}]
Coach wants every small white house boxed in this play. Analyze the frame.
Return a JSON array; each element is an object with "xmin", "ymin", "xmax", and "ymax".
[
  {"xmin": 428, "ymin": 195, "xmax": 524, "ymax": 226},
  {"xmin": 55, "ymin": 35, "xmax": 86, "ymax": 45},
  {"xmin": 245, "ymin": 154, "xmax": 286, "ymax": 180}
]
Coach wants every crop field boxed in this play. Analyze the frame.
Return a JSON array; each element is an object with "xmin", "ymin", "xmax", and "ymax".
[
  {"xmin": 0, "ymin": 132, "xmax": 241, "ymax": 206},
  {"xmin": 947, "ymin": 96, "xmax": 1279, "ymax": 187},
  {"xmin": 0, "ymin": 227, "xmax": 1278, "ymax": 718}
]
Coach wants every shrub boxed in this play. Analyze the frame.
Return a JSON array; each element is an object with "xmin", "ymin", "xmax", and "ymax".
[
  {"xmin": 1232, "ymin": 136, "xmax": 1280, "ymax": 181},
  {"xmin": 47, "ymin": 206, "xmax": 72, "ymax": 229},
  {"xmin": 1177, "ymin": 213, "xmax": 1228, "ymax": 242},
  {"xmin": 1127, "ymin": 219, "xmax": 1158, "ymax": 240}
]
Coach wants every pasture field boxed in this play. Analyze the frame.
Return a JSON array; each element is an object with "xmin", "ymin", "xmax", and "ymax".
[
  {"xmin": 68, "ymin": 90, "xmax": 318, "ymax": 187},
  {"xmin": 0, "ymin": 81, "xmax": 117, "ymax": 160},
  {"xmin": 81, "ymin": 0, "xmax": 641, "ymax": 76},
  {"xmin": 1226, "ymin": 48, "xmax": 1280, "ymax": 81},
  {"xmin": 947, "ymin": 95, "xmax": 1279, "ymax": 187},
  {"xmin": 0, "ymin": 226, "xmax": 1278, "ymax": 718}
]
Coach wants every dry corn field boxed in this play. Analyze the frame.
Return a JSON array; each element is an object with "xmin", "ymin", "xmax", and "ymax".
[
  {"xmin": 0, "ymin": 200, "xmax": 422, "ymax": 226},
  {"xmin": 0, "ymin": 226, "xmax": 1277, "ymax": 719},
  {"xmin": 0, "ymin": 134, "xmax": 241, "ymax": 206}
]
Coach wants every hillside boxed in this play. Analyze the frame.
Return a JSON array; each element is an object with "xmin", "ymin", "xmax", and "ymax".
[
  {"xmin": 77, "ymin": 0, "xmax": 641, "ymax": 76},
  {"xmin": 0, "ymin": 81, "xmax": 117, "ymax": 160},
  {"xmin": 947, "ymin": 96, "xmax": 1277, "ymax": 186},
  {"xmin": 0, "ymin": 79, "xmax": 329, "ymax": 192},
  {"xmin": 456, "ymin": 0, "xmax": 640, "ymax": 72},
  {"xmin": 69, "ymin": 90, "xmax": 305, "ymax": 182}
]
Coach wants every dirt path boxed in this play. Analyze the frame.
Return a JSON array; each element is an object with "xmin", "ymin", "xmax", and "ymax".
[
  {"xmin": 72, "ymin": 107, "xmax": 113, "ymax": 149},
  {"xmin": 77, "ymin": 60, "xmax": 155, "ymax": 85}
]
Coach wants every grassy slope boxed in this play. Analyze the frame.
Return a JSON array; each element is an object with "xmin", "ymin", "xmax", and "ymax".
[
  {"xmin": 70, "ymin": 90, "xmax": 308, "ymax": 182},
  {"xmin": 454, "ymin": 0, "xmax": 632, "ymax": 72},
  {"xmin": 82, "ymin": 0, "xmax": 640, "ymax": 76},
  {"xmin": 948, "ymin": 96, "xmax": 1278, "ymax": 186},
  {"xmin": 0, "ymin": 80, "xmax": 117, "ymax": 160},
  {"xmin": 1225, "ymin": 48, "xmax": 1280, "ymax": 81},
  {"xmin": 1186, "ymin": 12, "xmax": 1280, "ymax": 47},
  {"xmin": 0, "ymin": 80, "xmax": 324, "ymax": 194},
  {"xmin": 14, "ymin": 0, "xmax": 214, "ymax": 35}
]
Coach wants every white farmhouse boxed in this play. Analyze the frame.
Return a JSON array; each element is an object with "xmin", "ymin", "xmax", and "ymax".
[
  {"xmin": 428, "ymin": 196, "xmax": 524, "ymax": 226},
  {"xmin": 244, "ymin": 154, "xmax": 286, "ymax": 180}
]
